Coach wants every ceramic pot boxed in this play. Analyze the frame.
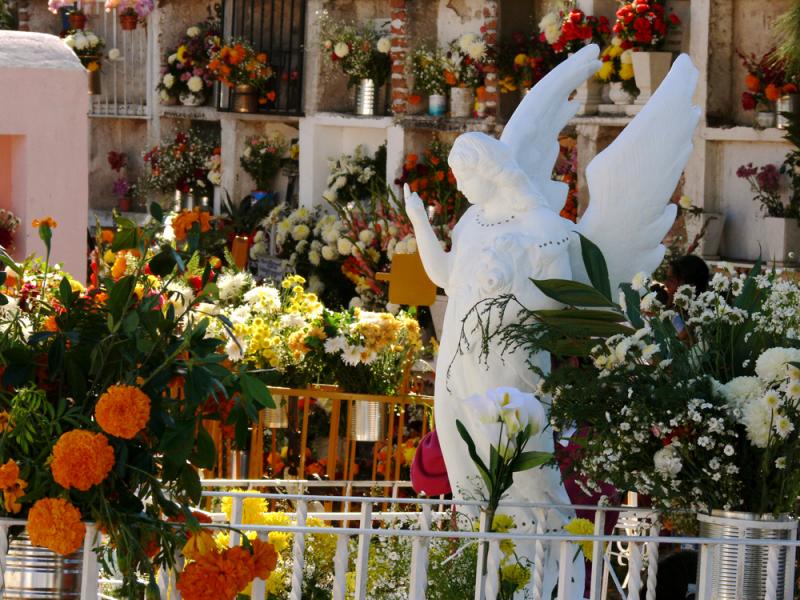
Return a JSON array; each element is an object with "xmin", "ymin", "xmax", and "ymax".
[
  {"xmin": 608, "ymin": 81, "xmax": 634, "ymax": 105},
  {"xmin": 118, "ymin": 197, "xmax": 132, "ymax": 212},
  {"xmin": 428, "ymin": 93, "xmax": 446, "ymax": 117},
  {"xmin": 355, "ymin": 78, "xmax": 377, "ymax": 116},
  {"xmin": 351, "ymin": 400, "xmax": 384, "ymax": 442},
  {"xmin": 449, "ymin": 87, "xmax": 474, "ymax": 118},
  {"xmin": 4, "ymin": 532, "xmax": 83, "ymax": 598},
  {"xmin": 777, "ymin": 94, "xmax": 798, "ymax": 130},
  {"xmin": 697, "ymin": 511, "xmax": 797, "ymax": 600},
  {"xmin": 631, "ymin": 51, "xmax": 673, "ymax": 106},
  {"xmin": 233, "ymin": 84, "xmax": 258, "ymax": 113},
  {"xmin": 119, "ymin": 13, "xmax": 138, "ymax": 31},
  {"xmin": 756, "ymin": 110, "xmax": 776, "ymax": 129},
  {"xmin": 68, "ymin": 12, "xmax": 87, "ymax": 30},
  {"xmin": 179, "ymin": 91, "xmax": 205, "ymax": 107}
]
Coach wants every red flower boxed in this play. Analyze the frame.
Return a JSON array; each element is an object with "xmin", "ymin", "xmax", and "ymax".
[
  {"xmin": 741, "ymin": 91, "xmax": 757, "ymax": 111},
  {"xmin": 668, "ymin": 13, "xmax": 681, "ymax": 25}
]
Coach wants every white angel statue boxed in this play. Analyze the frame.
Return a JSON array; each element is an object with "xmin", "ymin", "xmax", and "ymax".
[{"xmin": 404, "ymin": 45, "xmax": 700, "ymax": 599}]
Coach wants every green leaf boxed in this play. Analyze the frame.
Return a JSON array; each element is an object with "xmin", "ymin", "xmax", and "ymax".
[
  {"xmin": 240, "ymin": 373, "xmax": 275, "ymax": 410},
  {"xmin": 193, "ymin": 424, "xmax": 217, "ymax": 470},
  {"xmin": 455, "ymin": 419, "xmax": 493, "ymax": 494},
  {"xmin": 735, "ymin": 257, "xmax": 764, "ymax": 311},
  {"xmin": 531, "ymin": 279, "xmax": 617, "ymax": 308},
  {"xmin": 534, "ymin": 308, "xmax": 627, "ymax": 322},
  {"xmin": 619, "ymin": 283, "xmax": 644, "ymax": 329},
  {"xmin": 578, "ymin": 233, "xmax": 612, "ymax": 301},
  {"xmin": 179, "ymin": 464, "xmax": 202, "ymax": 505},
  {"xmin": 148, "ymin": 250, "xmax": 177, "ymax": 277},
  {"xmin": 107, "ymin": 275, "xmax": 135, "ymax": 324},
  {"xmin": 534, "ymin": 313, "xmax": 634, "ymax": 337},
  {"xmin": 512, "ymin": 451, "xmax": 552, "ymax": 472},
  {"xmin": 111, "ymin": 226, "xmax": 137, "ymax": 252},
  {"xmin": 150, "ymin": 201, "xmax": 164, "ymax": 223},
  {"xmin": 122, "ymin": 311, "xmax": 140, "ymax": 334},
  {"xmin": 0, "ymin": 250, "xmax": 22, "ymax": 276},
  {"xmin": 58, "ymin": 277, "xmax": 73, "ymax": 305}
]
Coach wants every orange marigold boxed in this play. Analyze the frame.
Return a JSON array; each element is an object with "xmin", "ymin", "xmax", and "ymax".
[
  {"xmin": 224, "ymin": 546, "xmax": 256, "ymax": 591},
  {"xmin": 3, "ymin": 478, "xmax": 27, "ymax": 513},
  {"xmin": 176, "ymin": 551, "xmax": 239, "ymax": 600},
  {"xmin": 250, "ymin": 538, "xmax": 278, "ymax": 579},
  {"xmin": 95, "ymin": 384, "xmax": 151, "ymax": 439},
  {"xmin": 27, "ymin": 497, "xmax": 85, "ymax": 556},
  {"xmin": 172, "ymin": 208, "xmax": 212, "ymax": 242},
  {"xmin": 0, "ymin": 458, "xmax": 19, "ymax": 489},
  {"xmin": 31, "ymin": 217, "xmax": 58, "ymax": 229},
  {"xmin": 50, "ymin": 430, "xmax": 115, "ymax": 491}
]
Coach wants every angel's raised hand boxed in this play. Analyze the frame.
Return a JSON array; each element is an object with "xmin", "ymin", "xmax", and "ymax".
[{"xmin": 403, "ymin": 184, "xmax": 428, "ymax": 223}]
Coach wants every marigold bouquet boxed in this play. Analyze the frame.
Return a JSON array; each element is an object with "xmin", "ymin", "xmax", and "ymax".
[
  {"xmin": 612, "ymin": 0, "xmax": 681, "ymax": 50},
  {"xmin": 240, "ymin": 133, "xmax": 288, "ymax": 193},
  {"xmin": 409, "ymin": 47, "xmax": 448, "ymax": 96},
  {"xmin": 738, "ymin": 49, "xmax": 797, "ymax": 112},
  {"xmin": 208, "ymin": 40, "xmax": 277, "ymax": 106},
  {"xmin": 0, "ymin": 211, "xmax": 273, "ymax": 595},
  {"xmin": 317, "ymin": 10, "xmax": 392, "ymax": 87},
  {"xmin": 539, "ymin": 8, "xmax": 610, "ymax": 54},
  {"xmin": 139, "ymin": 129, "xmax": 219, "ymax": 197},
  {"xmin": 157, "ymin": 15, "xmax": 221, "ymax": 103}
]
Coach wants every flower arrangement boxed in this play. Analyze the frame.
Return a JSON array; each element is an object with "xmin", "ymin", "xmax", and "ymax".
[
  {"xmin": 612, "ymin": 0, "xmax": 681, "ymax": 50},
  {"xmin": 735, "ymin": 162, "xmax": 796, "ymax": 218},
  {"xmin": 595, "ymin": 38, "xmax": 638, "ymax": 95},
  {"xmin": 497, "ymin": 31, "xmax": 561, "ymax": 93},
  {"xmin": 739, "ymin": 49, "xmax": 797, "ymax": 112},
  {"xmin": 63, "ymin": 29, "xmax": 104, "ymax": 70},
  {"xmin": 0, "ymin": 208, "xmax": 20, "ymax": 250},
  {"xmin": 554, "ymin": 141, "xmax": 579, "ymax": 223},
  {"xmin": 322, "ymin": 143, "xmax": 386, "ymax": 206},
  {"xmin": 208, "ymin": 40, "xmax": 277, "ymax": 106},
  {"xmin": 395, "ymin": 140, "xmax": 466, "ymax": 250},
  {"xmin": 108, "ymin": 150, "xmax": 137, "ymax": 211},
  {"xmin": 408, "ymin": 47, "xmax": 448, "ymax": 96},
  {"xmin": 443, "ymin": 33, "xmax": 489, "ymax": 90},
  {"xmin": 157, "ymin": 15, "xmax": 221, "ymax": 103},
  {"xmin": 240, "ymin": 133, "xmax": 289, "ymax": 193},
  {"xmin": 539, "ymin": 7, "xmax": 611, "ymax": 54},
  {"xmin": 317, "ymin": 10, "xmax": 392, "ymax": 88},
  {"xmin": 139, "ymin": 129, "xmax": 219, "ymax": 197},
  {"xmin": 0, "ymin": 212, "xmax": 273, "ymax": 595},
  {"xmin": 104, "ymin": 0, "xmax": 154, "ymax": 19}
]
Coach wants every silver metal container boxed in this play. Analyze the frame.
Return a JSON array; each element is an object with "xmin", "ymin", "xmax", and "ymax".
[
  {"xmin": 3, "ymin": 533, "xmax": 83, "ymax": 598},
  {"xmin": 227, "ymin": 450, "xmax": 249, "ymax": 480},
  {"xmin": 355, "ymin": 79, "xmax": 376, "ymax": 116},
  {"xmin": 350, "ymin": 400, "xmax": 384, "ymax": 442},
  {"xmin": 697, "ymin": 510, "xmax": 797, "ymax": 600},
  {"xmin": 264, "ymin": 395, "xmax": 288, "ymax": 429},
  {"xmin": 449, "ymin": 87, "xmax": 474, "ymax": 118},
  {"xmin": 777, "ymin": 94, "xmax": 798, "ymax": 130}
]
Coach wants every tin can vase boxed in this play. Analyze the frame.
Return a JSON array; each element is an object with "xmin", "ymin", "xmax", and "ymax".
[
  {"xmin": 428, "ymin": 93, "xmax": 446, "ymax": 117},
  {"xmin": 351, "ymin": 400, "xmax": 384, "ymax": 442},
  {"xmin": 67, "ymin": 11, "xmax": 87, "ymax": 30},
  {"xmin": 697, "ymin": 510, "xmax": 798, "ymax": 600},
  {"xmin": 231, "ymin": 235, "xmax": 249, "ymax": 270},
  {"xmin": 449, "ymin": 87, "xmax": 474, "ymax": 118},
  {"xmin": 233, "ymin": 84, "xmax": 259, "ymax": 113},
  {"xmin": 755, "ymin": 109, "xmax": 776, "ymax": 129},
  {"xmin": 355, "ymin": 79, "xmax": 377, "ymax": 116},
  {"xmin": 4, "ymin": 532, "xmax": 84, "ymax": 598},
  {"xmin": 88, "ymin": 67, "xmax": 101, "ymax": 96},
  {"xmin": 264, "ymin": 395, "xmax": 288, "ymax": 429},
  {"xmin": 119, "ymin": 13, "xmax": 138, "ymax": 31},
  {"xmin": 777, "ymin": 94, "xmax": 798, "ymax": 130}
]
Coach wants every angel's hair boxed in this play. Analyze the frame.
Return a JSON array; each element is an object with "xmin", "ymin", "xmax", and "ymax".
[{"xmin": 448, "ymin": 132, "xmax": 547, "ymax": 211}]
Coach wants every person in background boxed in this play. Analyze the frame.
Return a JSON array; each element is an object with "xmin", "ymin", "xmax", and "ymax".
[{"xmin": 663, "ymin": 255, "xmax": 710, "ymax": 339}]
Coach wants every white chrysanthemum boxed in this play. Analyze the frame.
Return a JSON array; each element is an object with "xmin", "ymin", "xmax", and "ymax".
[
  {"xmin": 621, "ymin": 49, "xmax": 634, "ymax": 64},
  {"xmin": 322, "ymin": 188, "xmax": 337, "ymax": 203},
  {"xmin": 774, "ymin": 414, "xmax": 794, "ymax": 438},
  {"xmin": 86, "ymin": 32, "xmax": 99, "ymax": 47},
  {"xmin": 358, "ymin": 229, "xmax": 375, "ymax": 245},
  {"xmin": 385, "ymin": 302, "xmax": 400, "ymax": 315},
  {"xmin": 631, "ymin": 271, "xmax": 648, "ymax": 292},
  {"xmin": 187, "ymin": 76, "xmax": 204, "ymax": 93},
  {"xmin": 742, "ymin": 400, "xmax": 772, "ymax": 448},
  {"xmin": 377, "ymin": 36, "xmax": 391, "ymax": 54},
  {"xmin": 755, "ymin": 347, "xmax": 800, "ymax": 382},
  {"xmin": 348, "ymin": 296, "xmax": 363, "ymax": 309},
  {"xmin": 762, "ymin": 389, "xmax": 782, "ymax": 408},
  {"xmin": 217, "ymin": 271, "xmax": 250, "ymax": 303},
  {"xmin": 653, "ymin": 445, "xmax": 682, "ymax": 478},
  {"xmin": 243, "ymin": 286, "xmax": 280, "ymax": 312},
  {"xmin": 165, "ymin": 282, "xmax": 194, "ymax": 316},
  {"xmin": 787, "ymin": 379, "xmax": 800, "ymax": 402},
  {"xmin": 163, "ymin": 73, "xmax": 175, "ymax": 89},
  {"xmin": 225, "ymin": 336, "xmax": 247, "ymax": 362},
  {"xmin": 718, "ymin": 376, "xmax": 763, "ymax": 413},
  {"xmin": 334, "ymin": 42, "xmax": 349, "ymax": 58},
  {"xmin": 337, "ymin": 237, "xmax": 353, "ymax": 256},
  {"xmin": 108, "ymin": 48, "xmax": 121, "ymax": 61},
  {"xmin": 291, "ymin": 224, "xmax": 310, "ymax": 241},
  {"xmin": 74, "ymin": 33, "xmax": 89, "ymax": 51},
  {"xmin": 332, "ymin": 175, "xmax": 347, "ymax": 190},
  {"xmin": 279, "ymin": 313, "xmax": 306, "ymax": 329},
  {"xmin": 186, "ymin": 26, "xmax": 201, "ymax": 38},
  {"xmin": 467, "ymin": 40, "xmax": 487, "ymax": 61},
  {"xmin": 321, "ymin": 245, "xmax": 337, "ymax": 261},
  {"xmin": 776, "ymin": 457, "xmax": 788, "ymax": 469},
  {"xmin": 324, "ymin": 336, "xmax": 346, "ymax": 354},
  {"xmin": 458, "ymin": 33, "xmax": 477, "ymax": 53},
  {"xmin": 342, "ymin": 344, "xmax": 365, "ymax": 366},
  {"xmin": 308, "ymin": 250, "xmax": 321, "ymax": 266},
  {"xmin": 168, "ymin": 52, "xmax": 178, "ymax": 64}
]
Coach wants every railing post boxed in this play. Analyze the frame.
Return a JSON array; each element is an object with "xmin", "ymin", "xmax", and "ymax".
[
  {"xmin": 765, "ymin": 544, "xmax": 780, "ymax": 600},
  {"xmin": 531, "ymin": 508, "xmax": 546, "ymax": 600},
  {"xmin": 0, "ymin": 522, "xmax": 9, "ymax": 573},
  {"xmin": 80, "ymin": 524, "xmax": 99, "ymax": 600},
  {"xmin": 250, "ymin": 531, "xmax": 268, "ymax": 600},
  {"xmin": 408, "ymin": 504, "xmax": 432, "ymax": 600},
  {"xmin": 230, "ymin": 496, "xmax": 244, "ymax": 548},
  {"xmin": 785, "ymin": 524, "xmax": 798, "ymax": 600},
  {"xmin": 484, "ymin": 539, "xmax": 502, "ymax": 600},
  {"xmin": 556, "ymin": 539, "xmax": 573, "ymax": 600},
  {"xmin": 644, "ymin": 521, "xmax": 660, "ymax": 600},
  {"xmin": 589, "ymin": 509, "xmax": 606, "ymax": 600},
  {"xmin": 289, "ymin": 499, "xmax": 308, "ymax": 600},
  {"xmin": 353, "ymin": 501, "xmax": 373, "ymax": 600},
  {"xmin": 626, "ymin": 542, "xmax": 642, "ymax": 600},
  {"xmin": 332, "ymin": 532, "xmax": 350, "ymax": 600},
  {"xmin": 473, "ymin": 510, "xmax": 488, "ymax": 600},
  {"xmin": 695, "ymin": 543, "xmax": 712, "ymax": 600}
]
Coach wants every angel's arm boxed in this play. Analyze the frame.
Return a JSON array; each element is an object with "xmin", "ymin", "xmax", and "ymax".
[{"xmin": 404, "ymin": 184, "xmax": 451, "ymax": 289}]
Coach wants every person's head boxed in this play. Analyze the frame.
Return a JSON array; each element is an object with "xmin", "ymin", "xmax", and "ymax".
[
  {"xmin": 448, "ymin": 132, "xmax": 545, "ymax": 211},
  {"xmin": 665, "ymin": 254, "xmax": 710, "ymax": 298}
]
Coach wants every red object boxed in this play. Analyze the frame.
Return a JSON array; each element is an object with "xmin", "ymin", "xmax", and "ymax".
[{"xmin": 410, "ymin": 430, "xmax": 451, "ymax": 497}]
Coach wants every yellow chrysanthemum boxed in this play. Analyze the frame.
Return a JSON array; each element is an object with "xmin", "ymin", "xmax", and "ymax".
[
  {"xmin": 221, "ymin": 490, "xmax": 269, "ymax": 526},
  {"xmin": 564, "ymin": 518, "xmax": 596, "ymax": 561},
  {"xmin": 619, "ymin": 63, "xmax": 634, "ymax": 81},
  {"xmin": 596, "ymin": 61, "xmax": 615, "ymax": 82}
]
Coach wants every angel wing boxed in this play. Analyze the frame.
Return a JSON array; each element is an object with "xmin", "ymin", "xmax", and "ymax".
[
  {"xmin": 570, "ymin": 54, "xmax": 701, "ymax": 294},
  {"xmin": 500, "ymin": 44, "xmax": 602, "ymax": 213}
]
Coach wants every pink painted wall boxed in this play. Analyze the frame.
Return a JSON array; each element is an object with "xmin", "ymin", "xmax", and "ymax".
[{"xmin": 0, "ymin": 32, "xmax": 89, "ymax": 280}]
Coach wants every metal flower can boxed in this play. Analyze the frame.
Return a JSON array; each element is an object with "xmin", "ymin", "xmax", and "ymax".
[
  {"xmin": 449, "ymin": 87, "xmax": 474, "ymax": 118},
  {"xmin": 264, "ymin": 395, "xmax": 288, "ymax": 429},
  {"xmin": 4, "ymin": 533, "xmax": 83, "ymax": 598},
  {"xmin": 233, "ymin": 84, "xmax": 258, "ymax": 113},
  {"xmin": 355, "ymin": 79, "xmax": 376, "ymax": 116},
  {"xmin": 351, "ymin": 400, "xmax": 383, "ymax": 442},
  {"xmin": 697, "ymin": 510, "xmax": 797, "ymax": 600}
]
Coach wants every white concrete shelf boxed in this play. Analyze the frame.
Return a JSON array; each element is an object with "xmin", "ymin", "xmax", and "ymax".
[
  {"xmin": 701, "ymin": 126, "xmax": 790, "ymax": 143},
  {"xmin": 311, "ymin": 112, "xmax": 395, "ymax": 129},
  {"xmin": 157, "ymin": 105, "xmax": 220, "ymax": 121},
  {"xmin": 569, "ymin": 115, "xmax": 632, "ymax": 127}
]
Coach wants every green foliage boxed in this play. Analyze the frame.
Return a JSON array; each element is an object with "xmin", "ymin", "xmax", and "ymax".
[{"xmin": 0, "ymin": 0, "xmax": 15, "ymax": 30}]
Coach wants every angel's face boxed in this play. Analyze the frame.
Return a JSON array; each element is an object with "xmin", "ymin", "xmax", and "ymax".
[{"xmin": 453, "ymin": 166, "xmax": 489, "ymax": 206}]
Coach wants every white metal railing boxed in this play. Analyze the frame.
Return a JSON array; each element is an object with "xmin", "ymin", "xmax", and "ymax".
[
  {"xmin": 78, "ymin": 0, "xmax": 151, "ymax": 118},
  {"xmin": 153, "ymin": 487, "xmax": 800, "ymax": 600}
]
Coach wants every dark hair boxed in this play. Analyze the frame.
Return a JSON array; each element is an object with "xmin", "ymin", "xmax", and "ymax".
[
  {"xmin": 669, "ymin": 255, "xmax": 710, "ymax": 294},
  {"xmin": 649, "ymin": 282, "xmax": 669, "ymax": 305}
]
